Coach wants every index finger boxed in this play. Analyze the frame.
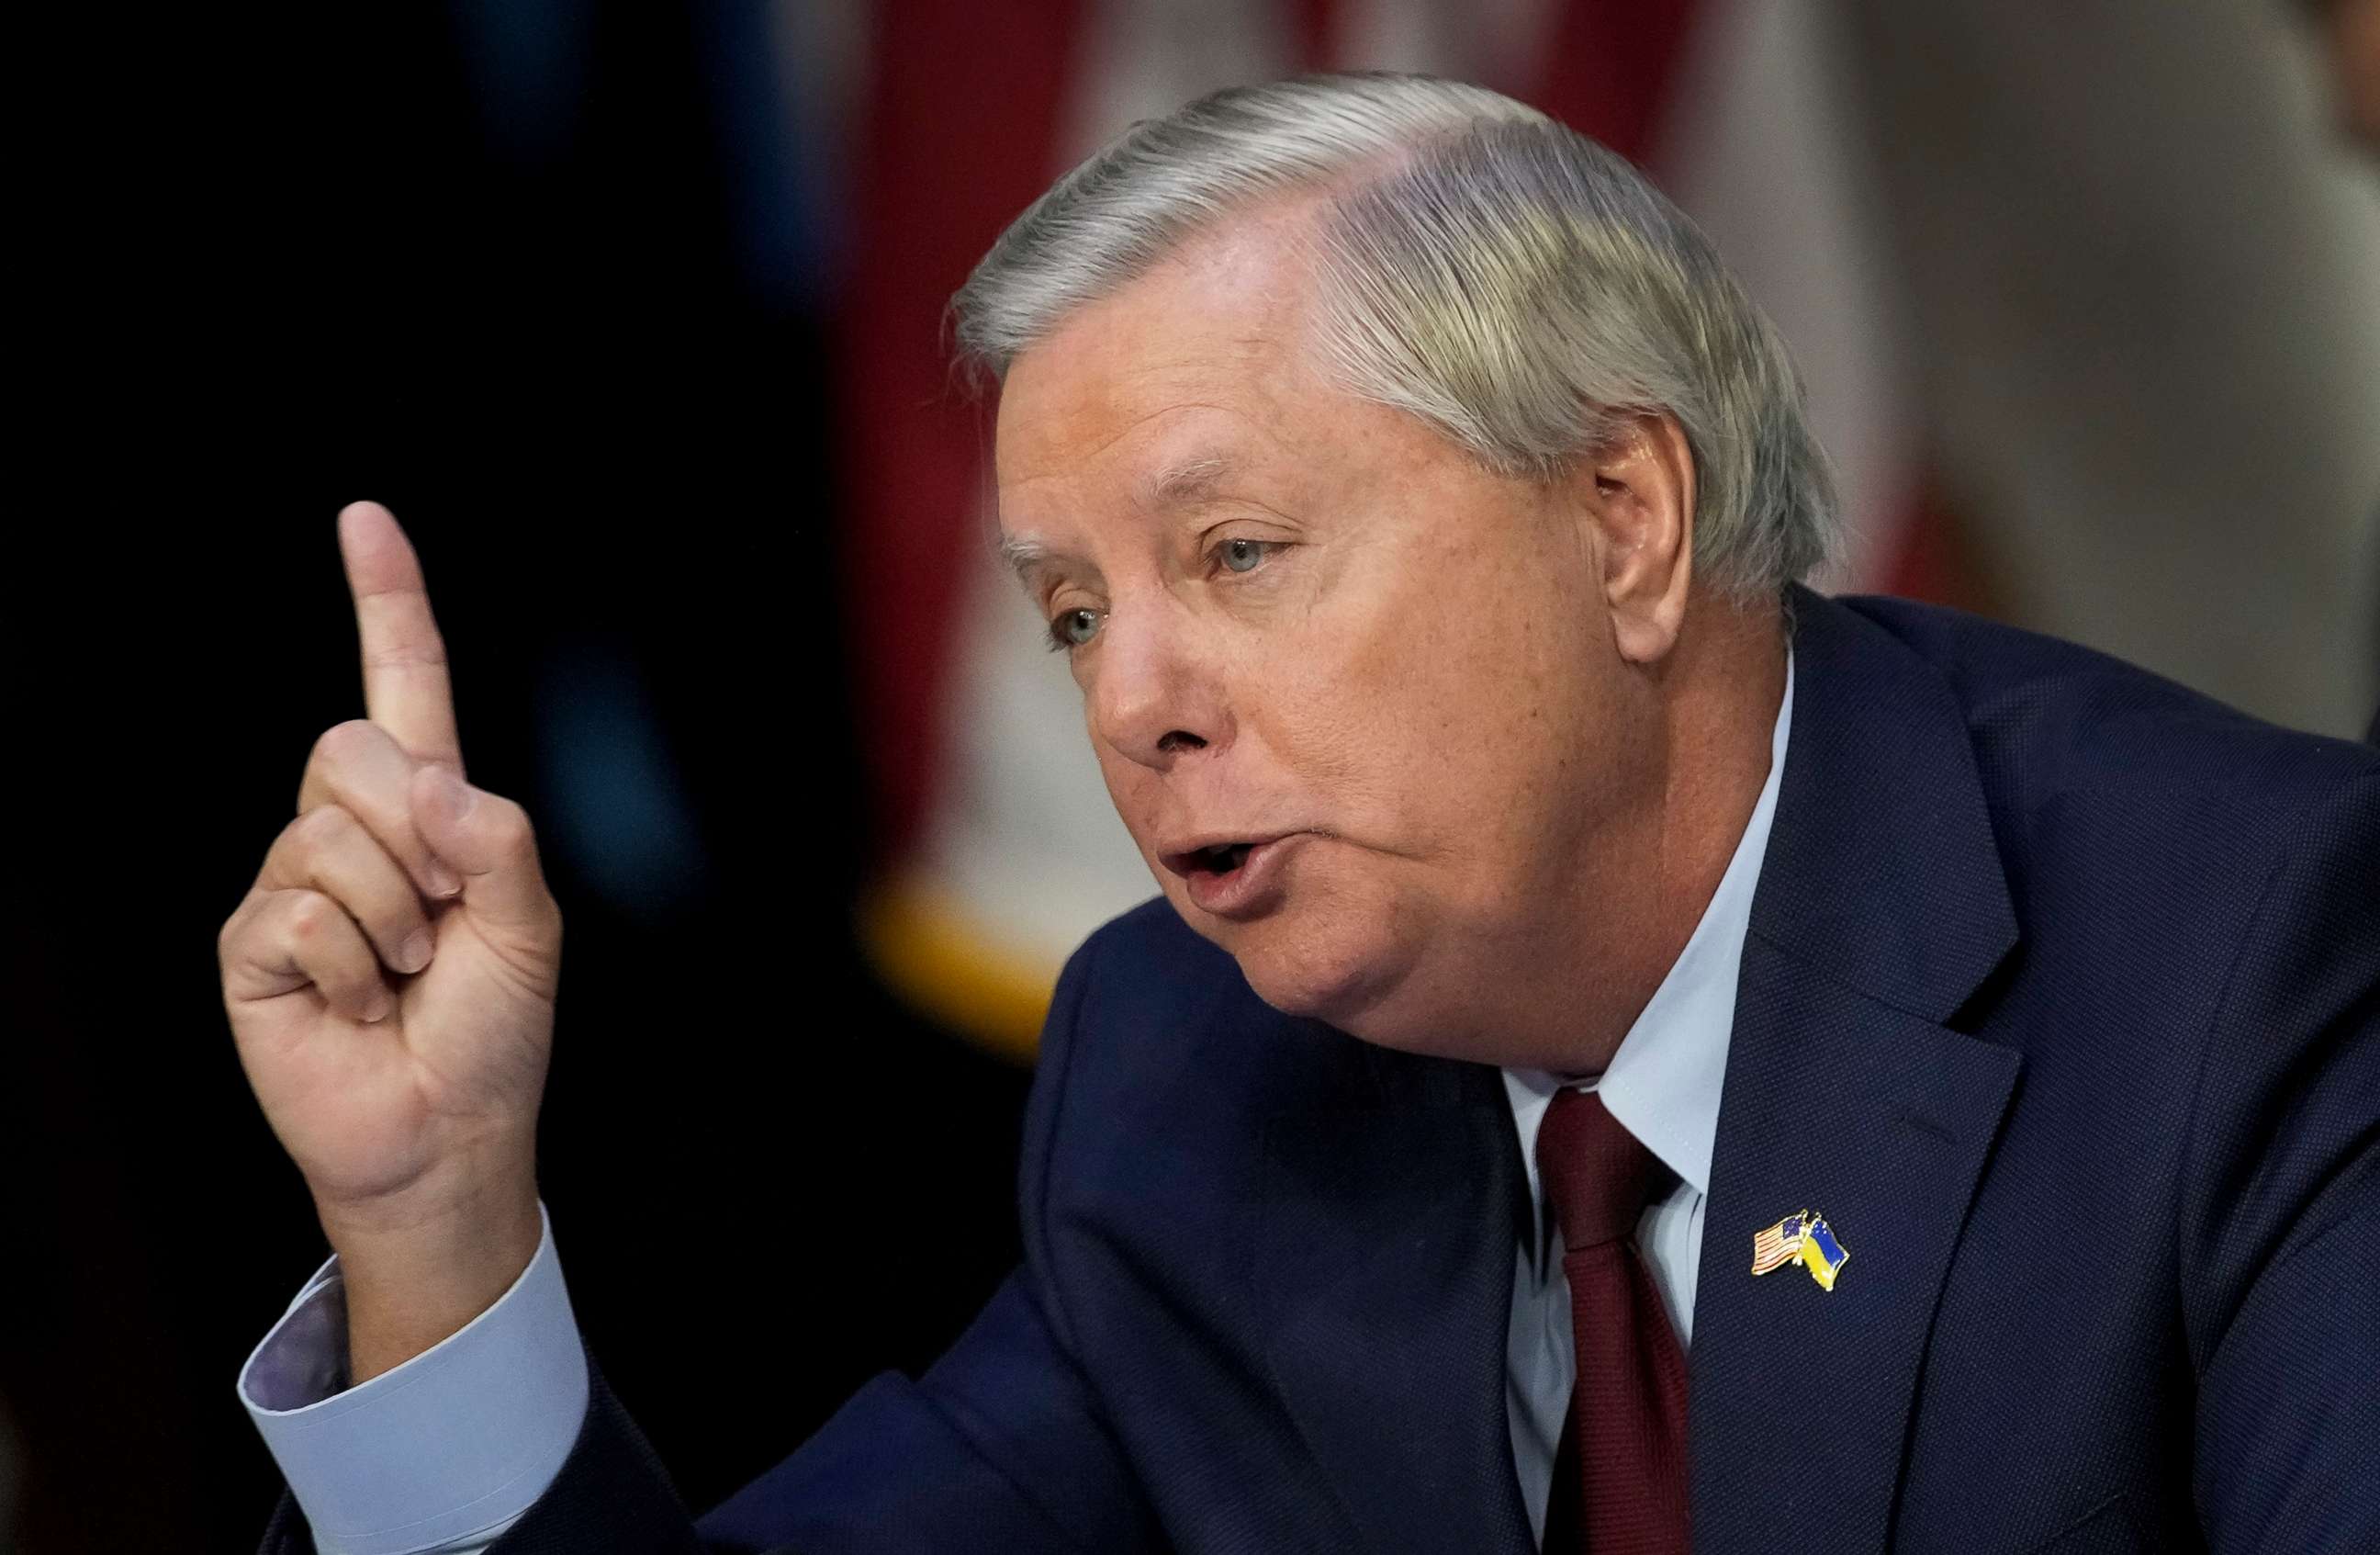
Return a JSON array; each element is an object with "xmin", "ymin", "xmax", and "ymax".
[{"xmin": 337, "ymin": 501, "xmax": 465, "ymax": 773}]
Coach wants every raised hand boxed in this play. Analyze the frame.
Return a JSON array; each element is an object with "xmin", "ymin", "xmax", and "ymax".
[{"xmin": 219, "ymin": 501, "xmax": 563, "ymax": 1379}]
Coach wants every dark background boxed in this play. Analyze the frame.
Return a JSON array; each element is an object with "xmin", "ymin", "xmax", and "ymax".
[
  {"xmin": 9, "ymin": 6, "xmax": 1027, "ymax": 1550},
  {"xmin": 6, "ymin": 2, "xmax": 2374, "ymax": 1551}
]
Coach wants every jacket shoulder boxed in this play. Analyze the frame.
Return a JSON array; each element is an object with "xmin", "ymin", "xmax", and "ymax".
[
  {"xmin": 1836, "ymin": 593, "xmax": 2377, "ymax": 1083},
  {"xmin": 1042, "ymin": 895, "xmax": 1345, "ymax": 1116},
  {"xmin": 1068, "ymin": 895, "xmax": 1236, "ymax": 996},
  {"xmin": 1837, "ymin": 592, "xmax": 2378, "ymax": 835}
]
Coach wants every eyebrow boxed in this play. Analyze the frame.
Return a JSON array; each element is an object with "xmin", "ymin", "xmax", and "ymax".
[
  {"xmin": 1000, "ymin": 450, "xmax": 1248, "ymax": 592},
  {"xmin": 1142, "ymin": 453, "xmax": 1237, "ymax": 510},
  {"xmin": 998, "ymin": 533, "xmax": 1067, "ymax": 592}
]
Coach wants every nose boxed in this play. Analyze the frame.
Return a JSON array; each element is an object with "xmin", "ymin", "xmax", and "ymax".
[{"xmin": 1086, "ymin": 595, "xmax": 1230, "ymax": 772}]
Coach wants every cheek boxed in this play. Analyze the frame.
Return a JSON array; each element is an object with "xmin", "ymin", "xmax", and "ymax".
[
  {"xmin": 1095, "ymin": 753, "xmax": 1166, "ymax": 852},
  {"xmin": 1311, "ymin": 568, "xmax": 1612, "ymax": 896},
  {"xmin": 1276, "ymin": 567, "xmax": 1582, "ymax": 819}
]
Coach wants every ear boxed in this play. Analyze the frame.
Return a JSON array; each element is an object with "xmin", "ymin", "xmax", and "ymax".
[{"xmin": 1582, "ymin": 411, "xmax": 1695, "ymax": 666}]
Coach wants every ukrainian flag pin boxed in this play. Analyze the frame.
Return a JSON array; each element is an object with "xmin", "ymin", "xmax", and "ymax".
[{"xmin": 1750, "ymin": 1210, "xmax": 1851, "ymax": 1290}]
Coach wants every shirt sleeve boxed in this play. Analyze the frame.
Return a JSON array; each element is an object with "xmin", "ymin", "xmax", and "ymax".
[{"xmin": 238, "ymin": 1201, "xmax": 590, "ymax": 1555}]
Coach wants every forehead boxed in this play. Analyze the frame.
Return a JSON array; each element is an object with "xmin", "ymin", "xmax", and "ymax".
[{"xmin": 993, "ymin": 210, "xmax": 1331, "ymax": 518}]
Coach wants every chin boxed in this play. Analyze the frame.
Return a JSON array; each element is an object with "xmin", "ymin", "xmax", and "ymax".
[
  {"xmin": 1162, "ymin": 845, "xmax": 1441, "ymax": 1042},
  {"xmin": 1224, "ymin": 905, "xmax": 1412, "ymax": 1033}
]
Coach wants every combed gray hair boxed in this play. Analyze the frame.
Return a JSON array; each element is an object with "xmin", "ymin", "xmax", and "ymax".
[{"xmin": 952, "ymin": 72, "xmax": 1838, "ymax": 601}]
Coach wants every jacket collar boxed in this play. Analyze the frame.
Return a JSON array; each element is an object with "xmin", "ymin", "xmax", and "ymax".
[
  {"xmin": 1749, "ymin": 587, "xmax": 2017, "ymax": 1022},
  {"xmin": 1685, "ymin": 588, "xmax": 2023, "ymax": 1553}
]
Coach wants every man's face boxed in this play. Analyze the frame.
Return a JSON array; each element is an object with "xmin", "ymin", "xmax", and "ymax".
[{"xmin": 995, "ymin": 209, "xmax": 1657, "ymax": 1054}]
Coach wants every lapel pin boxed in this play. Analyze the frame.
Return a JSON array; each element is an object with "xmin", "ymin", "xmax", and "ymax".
[{"xmin": 1750, "ymin": 1209, "xmax": 1851, "ymax": 1291}]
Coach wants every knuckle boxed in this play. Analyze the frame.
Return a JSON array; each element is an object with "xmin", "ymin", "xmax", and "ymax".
[
  {"xmin": 285, "ymin": 890, "xmax": 334, "ymax": 941},
  {"xmin": 290, "ymin": 803, "xmax": 354, "ymax": 857},
  {"xmin": 486, "ymin": 795, "xmax": 538, "ymax": 855},
  {"xmin": 309, "ymin": 717, "xmax": 383, "ymax": 771},
  {"xmin": 217, "ymin": 897, "xmax": 257, "ymax": 962},
  {"xmin": 363, "ymin": 633, "xmax": 447, "ymax": 670}
]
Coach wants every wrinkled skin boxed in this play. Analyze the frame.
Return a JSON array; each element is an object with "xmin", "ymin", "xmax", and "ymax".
[{"xmin": 995, "ymin": 198, "xmax": 1786, "ymax": 1073}]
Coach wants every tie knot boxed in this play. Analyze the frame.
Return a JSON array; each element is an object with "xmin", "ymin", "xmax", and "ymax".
[{"xmin": 1535, "ymin": 1088, "xmax": 1662, "ymax": 1250}]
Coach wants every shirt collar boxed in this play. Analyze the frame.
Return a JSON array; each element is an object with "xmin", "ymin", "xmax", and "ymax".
[{"xmin": 1502, "ymin": 647, "xmax": 1794, "ymax": 1215}]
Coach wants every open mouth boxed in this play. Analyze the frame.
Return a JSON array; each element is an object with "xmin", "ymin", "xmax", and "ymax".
[
  {"xmin": 1162, "ymin": 833, "xmax": 1299, "ymax": 916},
  {"xmin": 1191, "ymin": 842, "xmax": 1256, "ymax": 875},
  {"xmin": 1162, "ymin": 839, "xmax": 1272, "ymax": 881}
]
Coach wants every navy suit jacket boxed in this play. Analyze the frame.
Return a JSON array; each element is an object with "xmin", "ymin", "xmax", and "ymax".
[{"xmin": 264, "ymin": 591, "xmax": 2380, "ymax": 1554}]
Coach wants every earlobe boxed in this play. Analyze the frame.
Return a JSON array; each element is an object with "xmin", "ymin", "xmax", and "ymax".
[{"xmin": 1589, "ymin": 412, "xmax": 1696, "ymax": 667}]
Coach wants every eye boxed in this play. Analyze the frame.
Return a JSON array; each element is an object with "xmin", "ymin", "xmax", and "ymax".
[
  {"xmin": 1046, "ymin": 606, "xmax": 1103, "ymax": 652},
  {"xmin": 1215, "ymin": 537, "xmax": 1276, "ymax": 575}
]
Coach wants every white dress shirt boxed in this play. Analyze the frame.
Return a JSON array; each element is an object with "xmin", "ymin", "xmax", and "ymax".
[{"xmin": 239, "ymin": 656, "xmax": 1791, "ymax": 1555}]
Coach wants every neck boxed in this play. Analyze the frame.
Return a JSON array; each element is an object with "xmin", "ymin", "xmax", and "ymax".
[{"xmin": 1501, "ymin": 594, "xmax": 1788, "ymax": 1074}]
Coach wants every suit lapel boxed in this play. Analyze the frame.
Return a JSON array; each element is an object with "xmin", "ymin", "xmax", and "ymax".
[
  {"xmin": 1256, "ymin": 1045, "xmax": 1537, "ymax": 1555},
  {"xmin": 1689, "ymin": 591, "xmax": 2024, "ymax": 1553},
  {"xmin": 1689, "ymin": 941, "xmax": 2019, "ymax": 1552}
]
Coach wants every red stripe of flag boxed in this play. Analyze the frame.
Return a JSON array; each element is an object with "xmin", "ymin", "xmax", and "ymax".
[
  {"xmin": 840, "ymin": 0, "xmax": 1090, "ymax": 854},
  {"xmin": 1530, "ymin": 0, "xmax": 1704, "ymax": 167}
]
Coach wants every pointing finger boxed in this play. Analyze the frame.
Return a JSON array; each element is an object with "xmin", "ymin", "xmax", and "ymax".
[{"xmin": 338, "ymin": 501, "xmax": 465, "ymax": 774}]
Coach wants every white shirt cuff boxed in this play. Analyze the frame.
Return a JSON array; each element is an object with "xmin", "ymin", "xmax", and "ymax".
[{"xmin": 237, "ymin": 1201, "xmax": 589, "ymax": 1555}]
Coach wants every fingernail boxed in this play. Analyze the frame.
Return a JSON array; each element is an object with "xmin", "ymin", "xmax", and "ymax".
[
  {"xmin": 361, "ymin": 988, "xmax": 394, "ymax": 1023},
  {"xmin": 399, "ymin": 928, "xmax": 434, "ymax": 974},
  {"xmin": 425, "ymin": 861, "xmax": 463, "ymax": 898}
]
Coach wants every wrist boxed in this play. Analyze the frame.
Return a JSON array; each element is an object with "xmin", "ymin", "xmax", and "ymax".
[{"xmin": 319, "ymin": 1161, "xmax": 543, "ymax": 1384}]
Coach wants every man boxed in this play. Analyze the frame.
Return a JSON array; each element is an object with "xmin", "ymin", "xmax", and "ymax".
[{"xmin": 224, "ymin": 75, "xmax": 2378, "ymax": 1554}]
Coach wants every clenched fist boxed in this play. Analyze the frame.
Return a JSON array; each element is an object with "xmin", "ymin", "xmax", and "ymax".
[{"xmin": 219, "ymin": 501, "xmax": 562, "ymax": 1380}]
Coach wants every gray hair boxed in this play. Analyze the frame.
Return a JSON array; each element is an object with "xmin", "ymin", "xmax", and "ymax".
[{"xmin": 952, "ymin": 72, "xmax": 1837, "ymax": 602}]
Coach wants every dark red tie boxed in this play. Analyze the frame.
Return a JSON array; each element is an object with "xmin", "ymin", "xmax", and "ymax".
[{"xmin": 1536, "ymin": 1087, "xmax": 1690, "ymax": 1555}]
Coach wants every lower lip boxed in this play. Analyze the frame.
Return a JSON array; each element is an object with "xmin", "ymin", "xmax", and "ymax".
[{"xmin": 1184, "ymin": 835, "xmax": 1300, "ymax": 918}]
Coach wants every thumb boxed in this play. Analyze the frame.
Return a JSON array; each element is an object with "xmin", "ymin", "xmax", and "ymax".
[{"xmin": 410, "ymin": 764, "xmax": 560, "ymax": 942}]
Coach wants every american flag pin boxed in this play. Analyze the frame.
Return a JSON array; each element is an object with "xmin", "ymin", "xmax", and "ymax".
[{"xmin": 1751, "ymin": 1210, "xmax": 1851, "ymax": 1290}]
